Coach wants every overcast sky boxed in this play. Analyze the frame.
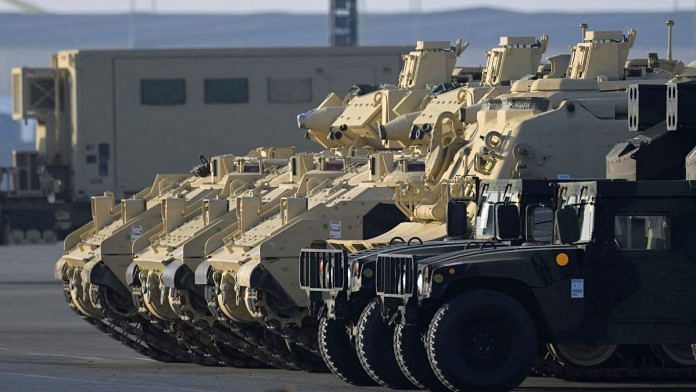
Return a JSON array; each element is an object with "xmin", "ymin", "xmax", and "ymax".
[{"xmin": 0, "ymin": 0, "xmax": 693, "ymax": 14}]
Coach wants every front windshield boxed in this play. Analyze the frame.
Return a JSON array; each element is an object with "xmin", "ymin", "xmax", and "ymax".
[{"xmin": 556, "ymin": 193, "xmax": 595, "ymax": 244}]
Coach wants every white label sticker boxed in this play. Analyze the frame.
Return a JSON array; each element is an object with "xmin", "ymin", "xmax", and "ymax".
[
  {"xmin": 329, "ymin": 220, "xmax": 342, "ymax": 239},
  {"xmin": 131, "ymin": 224, "xmax": 143, "ymax": 242},
  {"xmin": 571, "ymin": 278, "xmax": 584, "ymax": 299}
]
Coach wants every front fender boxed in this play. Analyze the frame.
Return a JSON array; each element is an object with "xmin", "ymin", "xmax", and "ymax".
[
  {"xmin": 84, "ymin": 260, "xmax": 132, "ymax": 301},
  {"xmin": 162, "ymin": 259, "xmax": 193, "ymax": 289},
  {"xmin": 125, "ymin": 261, "xmax": 139, "ymax": 287},
  {"xmin": 236, "ymin": 259, "xmax": 261, "ymax": 288},
  {"xmin": 194, "ymin": 260, "xmax": 212, "ymax": 285},
  {"xmin": 54, "ymin": 258, "xmax": 68, "ymax": 281}
]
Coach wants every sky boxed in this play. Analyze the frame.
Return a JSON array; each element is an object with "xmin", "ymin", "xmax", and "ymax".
[{"xmin": 0, "ymin": 0, "xmax": 692, "ymax": 14}]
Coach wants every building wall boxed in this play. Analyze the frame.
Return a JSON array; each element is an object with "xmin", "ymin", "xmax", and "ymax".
[{"xmin": 62, "ymin": 47, "xmax": 406, "ymax": 198}]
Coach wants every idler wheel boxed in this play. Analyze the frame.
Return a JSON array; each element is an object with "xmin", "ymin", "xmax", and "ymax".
[{"xmin": 550, "ymin": 344, "xmax": 618, "ymax": 368}]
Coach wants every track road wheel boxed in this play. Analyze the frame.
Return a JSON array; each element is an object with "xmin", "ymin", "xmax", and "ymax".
[
  {"xmin": 318, "ymin": 314, "xmax": 377, "ymax": 386},
  {"xmin": 427, "ymin": 290, "xmax": 537, "ymax": 392},
  {"xmin": 653, "ymin": 344, "xmax": 696, "ymax": 367},
  {"xmin": 355, "ymin": 298, "xmax": 417, "ymax": 389},
  {"xmin": 549, "ymin": 344, "xmax": 617, "ymax": 368},
  {"xmin": 394, "ymin": 323, "xmax": 448, "ymax": 391}
]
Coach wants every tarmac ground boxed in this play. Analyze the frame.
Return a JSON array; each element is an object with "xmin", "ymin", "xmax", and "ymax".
[{"xmin": 1, "ymin": 244, "xmax": 696, "ymax": 391}]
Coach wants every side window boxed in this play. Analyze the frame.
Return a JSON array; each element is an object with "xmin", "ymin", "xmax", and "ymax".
[
  {"xmin": 614, "ymin": 215, "xmax": 671, "ymax": 250},
  {"xmin": 141, "ymin": 79, "xmax": 186, "ymax": 105},
  {"xmin": 205, "ymin": 78, "xmax": 249, "ymax": 104},
  {"xmin": 267, "ymin": 78, "xmax": 312, "ymax": 103},
  {"xmin": 527, "ymin": 205, "xmax": 553, "ymax": 242}
]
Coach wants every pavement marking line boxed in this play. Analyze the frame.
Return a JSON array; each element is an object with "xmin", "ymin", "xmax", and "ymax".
[
  {"xmin": 0, "ymin": 371, "xmax": 212, "ymax": 391},
  {"xmin": 129, "ymin": 356, "xmax": 157, "ymax": 362},
  {"xmin": 0, "ymin": 346, "xmax": 108, "ymax": 362}
]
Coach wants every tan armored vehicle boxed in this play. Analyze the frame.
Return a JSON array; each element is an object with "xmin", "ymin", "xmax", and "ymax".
[
  {"xmin": 334, "ymin": 27, "xmax": 680, "ymax": 253},
  {"xmin": 129, "ymin": 148, "xmax": 372, "ymax": 369},
  {"xmin": 113, "ymin": 40, "xmax": 466, "ymax": 369},
  {"xmin": 184, "ymin": 40, "xmax": 470, "ymax": 368},
  {"xmin": 187, "ymin": 36, "xmax": 563, "ymax": 369},
  {"xmin": 54, "ymin": 147, "xmax": 295, "ymax": 365},
  {"xmin": 309, "ymin": 26, "xmax": 688, "ymax": 389}
]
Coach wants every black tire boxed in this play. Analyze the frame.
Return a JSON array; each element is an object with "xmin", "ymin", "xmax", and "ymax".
[
  {"xmin": 318, "ymin": 315, "xmax": 378, "ymax": 386},
  {"xmin": 394, "ymin": 323, "xmax": 448, "ymax": 390},
  {"xmin": 355, "ymin": 298, "xmax": 417, "ymax": 389},
  {"xmin": 427, "ymin": 290, "xmax": 537, "ymax": 392}
]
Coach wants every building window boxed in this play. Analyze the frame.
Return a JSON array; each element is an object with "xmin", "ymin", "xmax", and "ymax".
[
  {"xmin": 205, "ymin": 78, "xmax": 249, "ymax": 104},
  {"xmin": 267, "ymin": 78, "xmax": 312, "ymax": 103},
  {"xmin": 614, "ymin": 215, "xmax": 671, "ymax": 250},
  {"xmin": 141, "ymin": 79, "xmax": 186, "ymax": 106}
]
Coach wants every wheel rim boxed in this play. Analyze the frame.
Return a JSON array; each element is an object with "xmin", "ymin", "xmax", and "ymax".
[
  {"xmin": 654, "ymin": 344, "xmax": 696, "ymax": 366},
  {"xmin": 552, "ymin": 344, "xmax": 617, "ymax": 367},
  {"xmin": 459, "ymin": 321, "xmax": 511, "ymax": 372}
]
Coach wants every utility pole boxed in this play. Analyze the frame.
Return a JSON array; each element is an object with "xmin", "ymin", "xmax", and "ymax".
[
  {"xmin": 128, "ymin": 0, "xmax": 136, "ymax": 49},
  {"xmin": 330, "ymin": 0, "xmax": 358, "ymax": 47}
]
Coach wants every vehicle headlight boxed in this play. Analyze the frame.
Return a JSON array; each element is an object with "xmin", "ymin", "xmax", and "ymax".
[{"xmin": 416, "ymin": 272, "xmax": 424, "ymax": 295}]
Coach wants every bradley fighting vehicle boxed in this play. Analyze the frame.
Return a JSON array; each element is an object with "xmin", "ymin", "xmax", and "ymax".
[
  {"xmin": 122, "ymin": 40, "xmax": 467, "ymax": 369},
  {"xmin": 367, "ymin": 74, "xmax": 696, "ymax": 391},
  {"xmin": 54, "ymin": 148, "xmax": 297, "ymax": 365},
  {"xmin": 187, "ymin": 36, "xmax": 558, "ymax": 371},
  {"xmin": 298, "ymin": 26, "xmax": 686, "ymax": 388}
]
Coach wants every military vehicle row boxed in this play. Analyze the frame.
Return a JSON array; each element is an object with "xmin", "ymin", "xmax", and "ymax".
[
  {"xmin": 1, "ymin": 46, "xmax": 406, "ymax": 244},
  {"xmin": 299, "ymin": 72, "xmax": 696, "ymax": 391},
  {"xmin": 52, "ymin": 20, "xmax": 696, "ymax": 392}
]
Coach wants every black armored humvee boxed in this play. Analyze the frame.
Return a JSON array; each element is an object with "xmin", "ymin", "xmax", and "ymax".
[
  {"xmin": 376, "ymin": 179, "xmax": 696, "ymax": 391},
  {"xmin": 298, "ymin": 178, "xmax": 558, "ymax": 388}
]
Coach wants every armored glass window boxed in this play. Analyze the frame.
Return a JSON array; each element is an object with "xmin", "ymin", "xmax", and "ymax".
[
  {"xmin": 205, "ymin": 78, "xmax": 249, "ymax": 104},
  {"xmin": 267, "ymin": 78, "xmax": 312, "ymax": 103},
  {"xmin": 614, "ymin": 215, "xmax": 671, "ymax": 250},
  {"xmin": 528, "ymin": 205, "xmax": 553, "ymax": 242},
  {"xmin": 141, "ymin": 79, "xmax": 186, "ymax": 106}
]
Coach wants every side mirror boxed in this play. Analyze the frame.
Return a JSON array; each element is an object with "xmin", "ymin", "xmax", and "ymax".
[
  {"xmin": 446, "ymin": 199, "xmax": 471, "ymax": 239},
  {"xmin": 556, "ymin": 206, "xmax": 580, "ymax": 244},
  {"xmin": 495, "ymin": 204, "xmax": 520, "ymax": 240}
]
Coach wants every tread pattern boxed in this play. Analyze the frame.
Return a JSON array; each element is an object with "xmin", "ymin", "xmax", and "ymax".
[
  {"xmin": 426, "ymin": 302, "xmax": 459, "ymax": 391},
  {"xmin": 318, "ymin": 315, "xmax": 378, "ymax": 386},
  {"xmin": 355, "ymin": 299, "xmax": 416, "ymax": 389},
  {"xmin": 394, "ymin": 323, "xmax": 448, "ymax": 391}
]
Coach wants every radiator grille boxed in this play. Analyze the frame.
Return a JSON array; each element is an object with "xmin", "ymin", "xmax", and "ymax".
[
  {"xmin": 299, "ymin": 249, "xmax": 347, "ymax": 291},
  {"xmin": 376, "ymin": 254, "xmax": 417, "ymax": 297}
]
